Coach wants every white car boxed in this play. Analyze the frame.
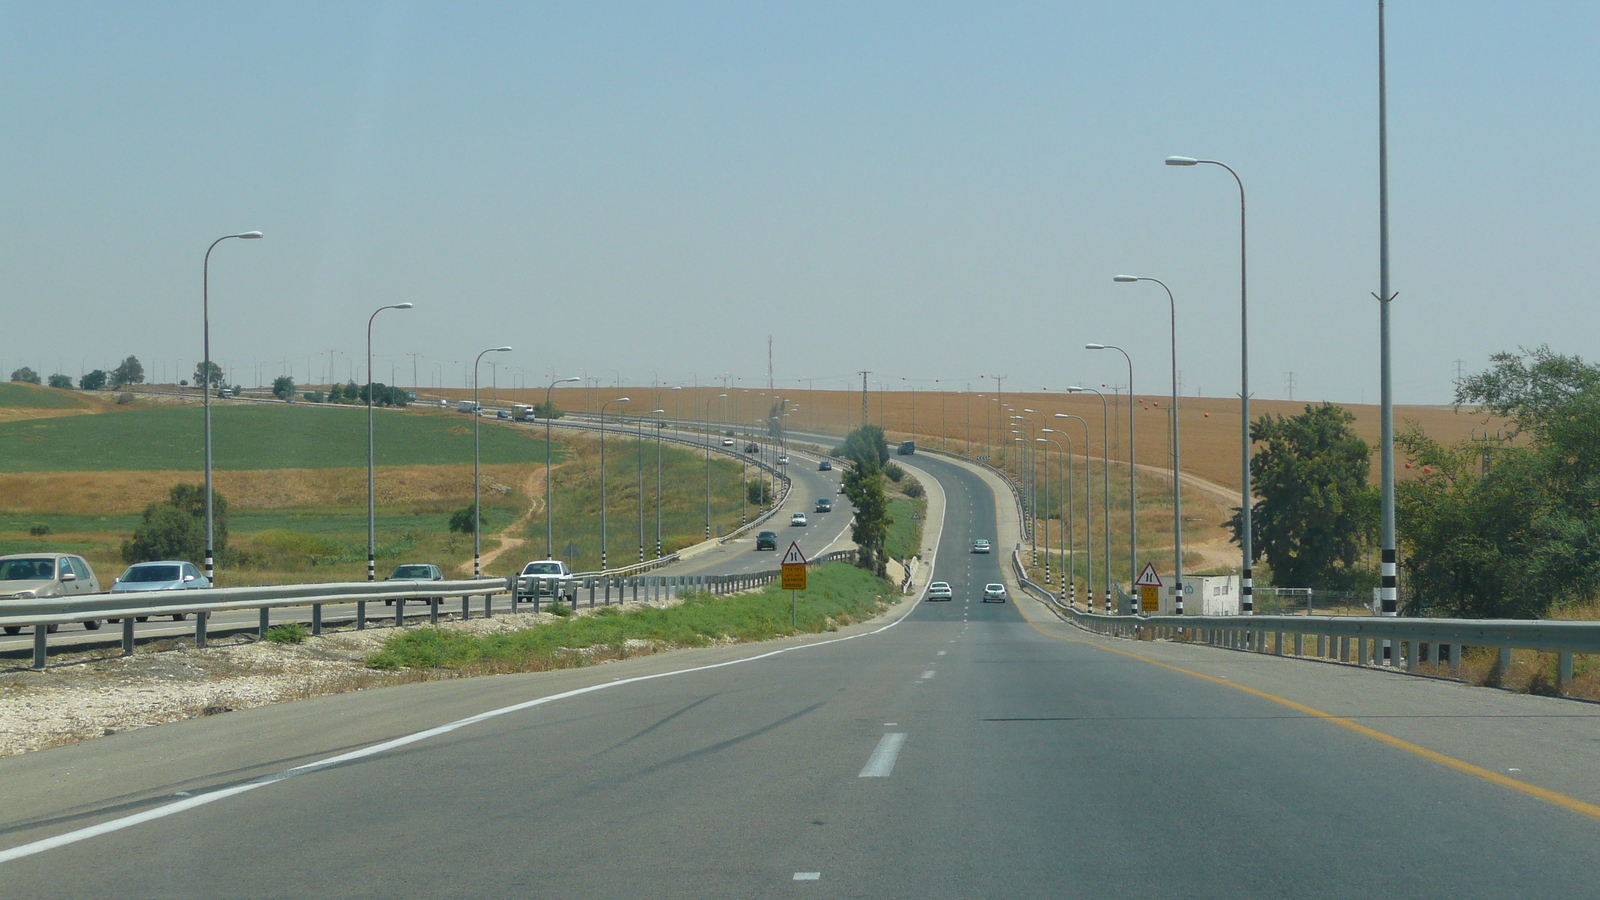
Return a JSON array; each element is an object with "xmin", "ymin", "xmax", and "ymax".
[
  {"xmin": 777, "ymin": 454, "xmax": 790, "ymax": 464},
  {"xmin": 721, "ymin": 438, "xmax": 735, "ymax": 447},
  {"xmin": 982, "ymin": 583, "xmax": 1008, "ymax": 603},
  {"xmin": 790, "ymin": 512, "xmax": 808, "ymax": 527},
  {"xmin": 971, "ymin": 539, "xmax": 991, "ymax": 554},
  {"xmin": 926, "ymin": 582, "xmax": 953, "ymax": 602}
]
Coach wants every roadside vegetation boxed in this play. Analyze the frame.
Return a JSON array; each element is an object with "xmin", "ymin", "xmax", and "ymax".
[
  {"xmin": 366, "ymin": 562, "xmax": 891, "ymax": 673},
  {"xmin": 835, "ymin": 425, "xmax": 893, "ymax": 576}
]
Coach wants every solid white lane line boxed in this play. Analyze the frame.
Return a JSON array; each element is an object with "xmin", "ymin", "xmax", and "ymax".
[
  {"xmin": 859, "ymin": 733, "xmax": 907, "ymax": 778},
  {"xmin": 921, "ymin": 670, "xmax": 936, "ymax": 680},
  {"xmin": 794, "ymin": 872, "xmax": 821, "ymax": 881},
  {"xmin": 0, "ymin": 591, "xmax": 922, "ymax": 864}
]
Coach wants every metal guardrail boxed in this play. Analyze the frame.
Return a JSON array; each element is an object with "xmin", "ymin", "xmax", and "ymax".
[
  {"xmin": 5, "ymin": 552, "xmax": 862, "ymax": 670},
  {"xmin": 1010, "ymin": 550, "xmax": 1597, "ymax": 697}
]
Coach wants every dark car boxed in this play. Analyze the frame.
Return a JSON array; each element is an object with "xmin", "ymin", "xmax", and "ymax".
[
  {"xmin": 755, "ymin": 530, "xmax": 778, "ymax": 551},
  {"xmin": 818, "ymin": 459, "xmax": 833, "ymax": 471}
]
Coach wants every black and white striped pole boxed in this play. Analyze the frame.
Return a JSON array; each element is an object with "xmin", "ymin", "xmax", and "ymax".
[{"xmin": 1376, "ymin": 0, "xmax": 1400, "ymax": 661}]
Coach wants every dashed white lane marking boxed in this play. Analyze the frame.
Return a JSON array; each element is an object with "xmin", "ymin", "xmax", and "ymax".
[
  {"xmin": 921, "ymin": 670, "xmax": 936, "ymax": 679},
  {"xmin": 937, "ymin": 650, "xmax": 946, "ymax": 655},
  {"xmin": 859, "ymin": 733, "xmax": 908, "ymax": 777},
  {"xmin": 794, "ymin": 872, "xmax": 821, "ymax": 881}
]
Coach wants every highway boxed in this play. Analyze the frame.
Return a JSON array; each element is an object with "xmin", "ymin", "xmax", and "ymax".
[
  {"xmin": 0, "ymin": 426, "xmax": 846, "ymax": 658},
  {"xmin": 3, "ymin": 454, "xmax": 1599, "ymax": 897}
]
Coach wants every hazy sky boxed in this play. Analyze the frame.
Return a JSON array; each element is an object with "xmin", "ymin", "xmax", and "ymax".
[{"xmin": 3, "ymin": 2, "xmax": 1595, "ymax": 405}]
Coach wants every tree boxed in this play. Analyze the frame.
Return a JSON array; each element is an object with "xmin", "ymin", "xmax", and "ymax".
[
  {"xmin": 532, "ymin": 400, "xmax": 564, "ymax": 419},
  {"xmin": 747, "ymin": 480, "xmax": 772, "ymax": 506},
  {"xmin": 80, "ymin": 369, "xmax": 107, "ymax": 391},
  {"xmin": 357, "ymin": 382, "xmax": 409, "ymax": 407},
  {"xmin": 449, "ymin": 503, "xmax": 479, "ymax": 534},
  {"xmin": 47, "ymin": 374, "xmax": 73, "ymax": 389},
  {"xmin": 122, "ymin": 484, "xmax": 228, "ymax": 565},
  {"xmin": 10, "ymin": 366, "xmax": 40, "ymax": 385},
  {"xmin": 111, "ymin": 355, "xmax": 145, "ymax": 387},
  {"xmin": 836, "ymin": 424, "xmax": 889, "ymax": 469},
  {"xmin": 1396, "ymin": 347, "xmax": 1600, "ymax": 618},
  {"xmin": 193, "ymin": 360, "xmax": 225, "ymax": 390},
  {"xmin": 839, "ymin": 426, "xmax": 893, "ymax": 576},
  {"xmin": 327, "ymin": 383, "xmax": 346, "ymax": 403},
  {"xmin": 272, "ymin": 375, "xmax": 296, "ymax": 401},
  {"xmin": 1226, "ymin": 403, "xmax": 1377, "ymax": 590}
]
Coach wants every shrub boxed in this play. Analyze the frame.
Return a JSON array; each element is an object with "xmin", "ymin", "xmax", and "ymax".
[
  {"xmin": 902, "ymin": 480, "xmax": 924, "ymax": 499},
  {"xmin": 116, "ymin": 392, "xmax": 136, "ymax": 405},
  {"xmin": 265, "ymin": 623, "xmax": 310, "ymax": 644},
  {"xmin": 123, "ymin": 484, "xmax": 228, "ymax": 565},
  {"xmin": 546, "ymin": 602, "xmax": 573, "ymax": 617},
  {"xmin": 746, "ymin": 480, "xmax": 772, "ymax": 506},
  {"xmin": 10, "ymin": 366, "xmax": 41, "ymax": 385},
  {"xmin": 302, "ymin": 391, "xmax": 325, "ymax": 403},
  {"xmin": 272, "ymin": 376, "xmax": 296, "ymax": 401},
  {"xmin": 884, "ymin": 462, "xmax": 905, "ymax": 483},
  {"xmin": 28, "ymin": 524, "xmax": 50, "ymax": 536},
  {"xmin": 47, "ymin": 374, "xmax": 73, "ymax": 389},
  {"xmin": 448, "ymin": 504, "xmax": 478, "ymax": 534}
]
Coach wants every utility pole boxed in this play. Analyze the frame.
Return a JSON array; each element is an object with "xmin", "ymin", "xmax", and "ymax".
[
  {"xmin": 1376, "ymin": 0, "xmax": 1400, "ymax": 659},
  {"xmin": 767, "ymin": 335, "xmax": 774, "ymax": 393},
  {"xmin": 408, "ymin": 353, "xmax": 420, "ymax": 393},
  {"xmin": 992, "ymin": 375, "xmax": 1007, "ymax": 467},
  {"xmin": 1285, "ymin": 371, "xmax": 1296, "ymax": 401},
  {"xmin": 857, "ymin": 371, "xmax": 871, "ymax": 427}
]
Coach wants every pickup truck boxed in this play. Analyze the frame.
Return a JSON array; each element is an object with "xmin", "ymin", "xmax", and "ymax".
[{"xmin": 514, "ymin": 559, "xmax": 578, "ymax": 606}]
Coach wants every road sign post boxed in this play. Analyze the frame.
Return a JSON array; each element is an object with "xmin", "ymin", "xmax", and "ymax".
[
  {"xmin": 782, "ymin": 542, "xmax": 807, "ymax": 628},
  {"xmin": 1134, "ymin": 562, "xmax": 1162, "ymax": 615}
]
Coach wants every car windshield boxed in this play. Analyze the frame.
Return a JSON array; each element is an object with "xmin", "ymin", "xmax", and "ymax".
[
  {"xmin": 390, "ymin": 566, "xmax": 433, "ymax": 578},
  {"xmin": 522, "ymin": 563, "xmax": 562, "ymax": 575},
  {"xmin": 122, "ymin": 565, "xmax": 181, "ymax": 583},
  {"xmin": 0, "ymin": 558, "xmax": 54, "ymax": 581}
]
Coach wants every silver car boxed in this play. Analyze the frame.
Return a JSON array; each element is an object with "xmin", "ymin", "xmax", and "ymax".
[
  {"xmin": 0, "ymin": 553, "xmax": 103, "ymax": 634},
  {"xmin": 110, "ymin": 560, "xmax": 209, "ymax": 622}
]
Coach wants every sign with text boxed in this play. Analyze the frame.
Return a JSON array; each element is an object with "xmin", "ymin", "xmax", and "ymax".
[{"xmin": 781, "ymin": 542, "xmax": 808, "ymax": 591}]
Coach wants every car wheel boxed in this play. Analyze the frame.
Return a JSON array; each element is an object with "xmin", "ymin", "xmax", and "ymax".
[
  {"xmin": 172, "ymin": 613, "xmax": 186, "ymax": 621},
  {"xmin": 3, "ymin": 626, "xmax": 18, "ymax": 635},
  {"xmin": 47, "ymin": 623, "xmax": 59, "ymax": 633},
  {"xmin": 136, "ymin": 616, "xmax": 149, "ymax": 622},
  {"xmin": 84, "ymin": 620, "xmax": 101, "ymax": 631}
]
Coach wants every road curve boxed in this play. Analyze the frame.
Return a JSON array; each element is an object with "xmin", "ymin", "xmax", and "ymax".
[{"xmin": 1, "ymin": 454, "xmax": 1598, "ymax": 898}]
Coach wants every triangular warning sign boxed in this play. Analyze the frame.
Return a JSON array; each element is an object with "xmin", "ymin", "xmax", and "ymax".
[
  {"xmin": 1134, "ymin": 562, "xmax": 1163, "ymax": 587},
  {"xmin": 782, "ymin": 542, "xmax": 808, "ymax": 566}
]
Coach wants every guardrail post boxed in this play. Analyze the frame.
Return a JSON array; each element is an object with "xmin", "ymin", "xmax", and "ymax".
[
  {"xmin": 430, "ymin": 597, "xmax": 440, "ymax": 625},
  {"xmin": 510, "ymin": 590, "xmax": 518, "ymax": 614},
  {"xmin": 1408, "ymin": 642, "xmax": 1421, "ymax": 671},
  {"xmin": 484, "ymin": 593, "xmax": 492, "ymax": 618},
  {"xmin": 1449, "ymin": 644, "xmax": 1462, "ymax": 677},
  {"xmin": 461, "ymin": 594, "xmax": 470, "ymax": 620},
  {"xmin": 1497, "ymin": 646, "xmax": 1513, "ymax": 681},
  {"xmin": 259, "ymin": 608, "xmax": 270, "ymax": 640},
  {"xmin": 605, "ymin": 579, "xmax": 612, "ymax": 605},
  {"xmin": 123, "ymin": 616, "xmax": 136, "ymax": 655},
  {"xmin": 1316, "ymin": 634, "xmax": 1326, "ymax": 658},
  {"xmin": 357, "ymin": 600, "xmax": 367, "ymax": 631},
  {"xmin": 196, "ymin": 611, "xmax": 209, "ymax": 648},
  {"xmin": 1274, "ymin": 632, "xmax": 1283, "ymax": 655},
  {"xmin": 395, "ymin": 597, "xmax": 405, "ymax": 626},
  {"xmin": 312, "ymin": 604, "xmax": 322, "ymax": 635},
  {"xmin": 1558, "ymin": 652, "xmax": 1574, "ymax": 694},
  {"xmin": 1293, "ymin": 632, "xmax": 1303, "ymax": 656},
  {"xmin": 33, "ymin": 624, "xmax": 47, "ymax": 669},
  {"xmin": 589, "ymin": 578, "xmax": 596, "ymax": 608},
  {"xmin": 632, "ymin": 578, "xmax": 639, "ymax": 603}
]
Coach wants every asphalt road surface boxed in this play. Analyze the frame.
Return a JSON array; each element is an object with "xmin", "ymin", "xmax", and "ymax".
[{"xmin": 2, "ymin": 453, "xmax": 1598, "ymax": 897}]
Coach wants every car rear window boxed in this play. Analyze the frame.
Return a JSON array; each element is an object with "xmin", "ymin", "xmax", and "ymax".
[
  {"xmin": 391, "ymin": 566, "xmax": 433, "ymax": 578},
  {"xmin": 124, "ymin": 565, "xmax": 181, "ymax": 583},
  {"xmin": 522, "ymin": 563, "xmax": 562, "ymax": 575}
]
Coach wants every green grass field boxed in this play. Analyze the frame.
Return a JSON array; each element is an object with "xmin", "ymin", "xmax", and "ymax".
[
  {"xmin": 884, "ymin": 496, "xmax": 926, "ymax": 560},
  {"xmin": 0, "ymin": 404, "xmax": 555, "ymax": 472},
  {"xmin": 367, "ymin": 562, "xmax": 890, "ymax": 672},
  {"xmin": 0, "ymin": 382, "xmax": 89, "ymax": 409}
]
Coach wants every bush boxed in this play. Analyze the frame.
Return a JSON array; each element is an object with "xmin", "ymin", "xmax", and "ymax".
[
  {"xmin": 546, "ymin": 601, "xmax": 573, "ymax": 617},
  {"xmin": 448, "ymin": 504, "xmax": 478, "ymax": 534},
  {"xmin": 28, "ymin": 524, "xmax": 50, "ymax": 536},
  {"xmin": 80, "ymin": 370, "xmax": 107, "ymax": 391},
  {"xmin": 902, "ymin": 480, "xmax": 924, "ymax": 499},
  {"xmin": 116, "ymin": 392, "xmax": 136, "ymax": 405},
  {"xmin": 47, "ymin": 374, "xmax": 73, "ymax": 389},
  {"xmin": 10, "ymin": 366, "xmax": 40, "ymax": 385},
  {"xmin": 746, "ymin": 480, "xmax": 772, "ymax": 506},
  {"xmin": 123, "ymin": 484, "xmax": 228, "ymax": 565},
  {"xmin": 265, "ymin": 623, "xmax": 310, "ymax": 644},
  {"xmin": 272, "ymin": 376, "xmax": 296, "ymax": 401},
  {"xmin": 884, "ymin": 462, "xmax": 905, "ymax": 482},
  {"xmin": 302, "ymin": 391, "xmax": 324, "ymax": 403}
]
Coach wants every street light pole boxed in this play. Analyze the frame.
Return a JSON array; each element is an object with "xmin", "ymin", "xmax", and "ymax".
[
  {"xmin": 1062, "ymin": 391, "xmax": 1111, "ymax": 612},
  {"xmin": 1377, "ymin": 0, "xmax": 1399, "ymax": 652},
  {"xmin": 1042, "ymin": 433, "xmax": 1072, "ymax": 606},
  {"xmin": 637, "ymin": 409, "xmax": 664, "ymax": 563},
  {"xmin": 201, "ymin": 230, "xmax": 262, "ymax": 586},
  {"xmin": 1167, "ymin": 153, "xmax": 1252, "ymax": 614},
  {"xmin": 1088, "ymin": 344, "xmax": 1136, "ymax": 597},
  {"xmin": 473, "ymin": 346, "xmax": 513, "ymax": 576},
  {"xmin": 704, "ymin": 393, "xmax": 726, "ymax": 539},
  {"xmin": 1115, "ymin": 275, "xmax": 1183, "ymax": 613},
  {"xmin": 1035, "ymin": 438, "xmax": 1055, "ymax": 585},
  {"xmin": 599, "ymin": 396, "xmax": 630, "ymax": 571},
  {"xmin": 366, "ymin": 302, "xmax": 414, "ymax": 600},
  {"xmin": 1053, "ymin": 414, "xmax": 1092, "ymax": 611},
  {"xmin": 652, "ymin": 387, "xmax": 680, "ymax": 559},
  {"xmin": 544, "ymin": 376, "xmax": 580, "ymax": 558}
]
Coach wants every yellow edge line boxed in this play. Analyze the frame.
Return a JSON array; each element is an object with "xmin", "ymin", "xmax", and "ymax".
[{"xmin": 1010, "ymin": 595, "xmax": 1600, "ymax": 822}]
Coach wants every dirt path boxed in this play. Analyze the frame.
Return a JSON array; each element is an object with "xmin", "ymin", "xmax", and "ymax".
[{"xmin": 457, "ymin": 468, "xmax": 546, "ymax": 575}]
